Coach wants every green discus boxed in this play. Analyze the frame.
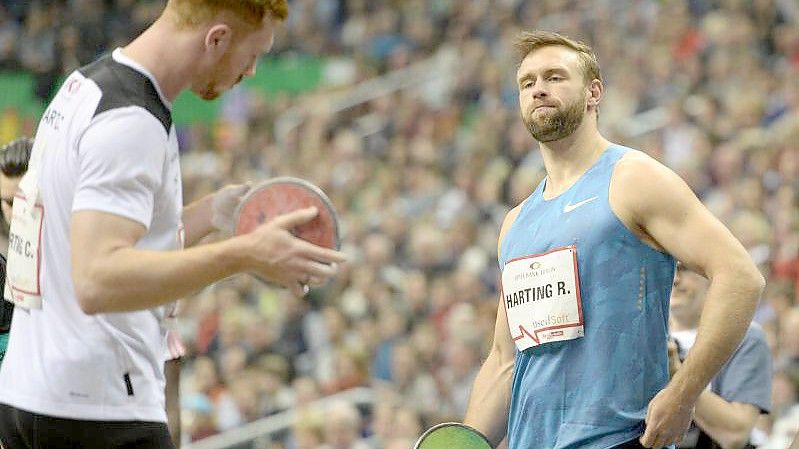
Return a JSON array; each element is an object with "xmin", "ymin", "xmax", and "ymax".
[{"xmin": 413, "ymin": 423, "xmax": 493, "ymax": 449}]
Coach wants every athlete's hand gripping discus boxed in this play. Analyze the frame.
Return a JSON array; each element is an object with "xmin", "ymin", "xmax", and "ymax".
[{"xmin": 234, "ymin": 177, "xmax": 341, "ymax": 285}]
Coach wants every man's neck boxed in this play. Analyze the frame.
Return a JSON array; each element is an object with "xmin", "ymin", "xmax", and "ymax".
[
  {"xmin": 120, "ymin": 18, "xmax": 201, "ymax": 103},
  {"xmin": 538, "ymin": 119, "xmax": 610, "ymax": 198}
]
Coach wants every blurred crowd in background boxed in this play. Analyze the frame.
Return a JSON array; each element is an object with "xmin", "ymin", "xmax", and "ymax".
[{"xmin": 1, "ymin": 0, "xmax": 798, "ymax": 448}]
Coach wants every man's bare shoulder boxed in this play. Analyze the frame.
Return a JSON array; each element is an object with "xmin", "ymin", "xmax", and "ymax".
[
  {"xmin": 613, "ymin": 149, "xmax": 666, "ymax": 181},
  {"xmin": 611, "ymin": 149, "xmax": 689, "ymax": 217}
]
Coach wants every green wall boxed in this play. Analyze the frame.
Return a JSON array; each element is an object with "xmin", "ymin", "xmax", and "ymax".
[{"xmin": 0, "ymin": 56, "xmax": 324, "ymax": 125}]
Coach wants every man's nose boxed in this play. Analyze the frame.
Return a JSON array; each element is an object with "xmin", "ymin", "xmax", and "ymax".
[{"xmin": 531, "ymin": 79, "xmax": 549, "ymax": 99}]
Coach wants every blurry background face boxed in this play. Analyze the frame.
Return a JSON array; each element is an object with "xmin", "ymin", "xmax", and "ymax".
[
  {"xmin": 518, "ymin": 46, "xmax": 589, "ymax": 142},
  {"xmin": 670, "ymin": 266, "xmax": 710, "ymax": 323},
  {"xmin": 390, "ymin": 343, "xmax": 420, "ymax": 388},
  {"xmin": 323, "ymin": 402, "xmax": 361, "ymax": 449},
  {"xmin": 0, "ymin": 173, "xmax": 20, "ymax": 225}
]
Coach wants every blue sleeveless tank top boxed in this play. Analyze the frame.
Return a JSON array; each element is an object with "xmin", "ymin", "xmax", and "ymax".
[{"xmin": 499, "ymin": 145, "xmax": 675, "ymax": 449}]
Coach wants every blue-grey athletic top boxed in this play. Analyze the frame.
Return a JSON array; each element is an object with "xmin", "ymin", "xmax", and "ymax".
[{"xmin": 499, "ymin": 145, "xmax": 676, "ymax": 449}]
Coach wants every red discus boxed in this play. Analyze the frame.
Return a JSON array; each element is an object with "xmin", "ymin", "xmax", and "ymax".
[{"xmin": 234, "ymin": 177, "xmax": 340, "ymax": 251}]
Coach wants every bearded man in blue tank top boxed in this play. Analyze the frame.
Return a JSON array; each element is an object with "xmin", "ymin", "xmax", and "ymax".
[{"xmin": 462, "ymin": 31, "xmax": 765, "ymax": 449}]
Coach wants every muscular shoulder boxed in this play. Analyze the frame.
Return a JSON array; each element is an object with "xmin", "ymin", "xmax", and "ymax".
[
  {"xmin": 609, "ymin": 150, "xmax": 699, "ymax": 251},
  {"xmin": 611, "ymin": 150, "xmax": 683, "ymax": 215}
]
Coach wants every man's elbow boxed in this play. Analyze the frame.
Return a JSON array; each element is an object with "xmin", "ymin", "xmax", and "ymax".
[
  {"xmin": 742, "ymin": 266, "xmax": 766, "ymax": 301},
  {"xmin": 727, "ymin": 260, "xmax": 765, "ymax": 300},
  {"xmin": 73, "ymin": 277, "xmax": 106, "ymax": 315}
]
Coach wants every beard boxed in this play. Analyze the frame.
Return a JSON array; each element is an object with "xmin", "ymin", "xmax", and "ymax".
[
  {"xmin": 200, "ymin": 82, "xmax": 221, "ymax": 100},
  {"xmin": 200, "ymin": 73, "xmax": 245, "ymax": 100},
  {"xmin": 523, "ymin": 96, "xmax": 587, "ymax": 142}
]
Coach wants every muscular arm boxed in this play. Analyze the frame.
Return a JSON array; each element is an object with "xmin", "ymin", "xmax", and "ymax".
[
  {"xmin": 71, "ymin": 208, "xmax": 344, "ymax": 314},
  {"xmin": 613, "ymin": 153, "xmax": 764, "ymax": 401},
  {"xmin": 693, "ymin": 393, "xmax": 759, "ymax": 449},
  {"xmin": 612, "ymin": 152, "xmax": 764, "ymax": 447},
  {"xmin": 71, "ymin": 211, "xmax": 247, "ymax": 313},
  {"xmin": 463, "ymin": 206, "xmax": 521, "ymax": 447}
]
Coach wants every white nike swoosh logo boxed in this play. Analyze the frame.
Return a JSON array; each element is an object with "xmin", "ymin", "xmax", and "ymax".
[{"xmin": 563, "ymin": 196, "xmax": 599, "ymax": 213}]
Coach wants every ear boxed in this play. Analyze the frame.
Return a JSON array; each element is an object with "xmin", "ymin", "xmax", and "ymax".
[
  {"xmin": 587, "ymin": 78, "xmax": 603, "ymax": 110},
  {"xmin": 204, "ymin": 24, "xmax": 233, "ymax": 58}
]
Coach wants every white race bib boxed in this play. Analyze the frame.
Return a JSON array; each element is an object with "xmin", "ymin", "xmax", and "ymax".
[
  {"xmin": 4, "ymin": 193, "xmax": 44, "ymax": 309},
  {"xmin": 502, "ymin": 246, "xmax": 584, "ymax": 351}
]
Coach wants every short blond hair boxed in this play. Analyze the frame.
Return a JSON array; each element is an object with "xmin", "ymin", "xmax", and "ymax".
[
  {"xmin": 515, "ymin": 30, "xmax": 601, "ymax": 85},
  {"xmin": 168, "ymin": 0, "xmax": 288, "ymax": 29}
]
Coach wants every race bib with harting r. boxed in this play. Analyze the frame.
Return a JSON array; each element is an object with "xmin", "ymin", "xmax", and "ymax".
[
  {"xmin": 4, "ymin": 193, "xmax": 44, "ymax": 309},
  {"xmin": 502, "ymin": 246, "xmax": 584, "ymax": 351}
]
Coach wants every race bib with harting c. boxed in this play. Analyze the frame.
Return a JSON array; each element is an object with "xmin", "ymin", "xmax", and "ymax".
[
  {"xmin": 502, "ymin": 246, "xmax": 584, "ymax": 351},
  {"xmin": 4, "ymin": 193, "xmax": 44, "ymax": 309}
]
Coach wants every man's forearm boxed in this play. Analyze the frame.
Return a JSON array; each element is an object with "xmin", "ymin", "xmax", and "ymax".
[
  {"xmin": 464, "ymin": 350, "xmax": 513, "ymax": 447},
  {"xmin": 670, "ymin": 270, "xmax": 763, "ymax": 400},
  {"xmin": 182, "ymin": 194, "xmax": 215, "ymax": 246},
  {"xmin": 74, "ymin": 237, "xmax": 247, "ymax": 314},
  {"xmin": 693, "ymin": 390, "xmax": 759, "ymax": 449}
]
